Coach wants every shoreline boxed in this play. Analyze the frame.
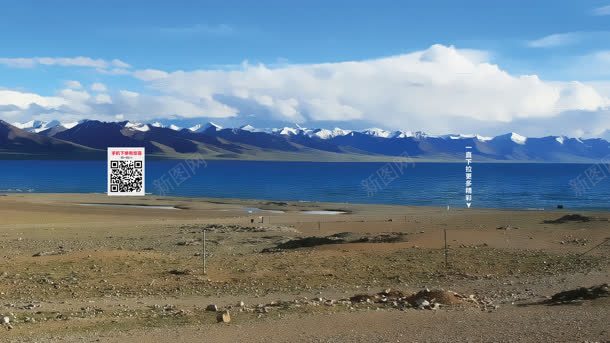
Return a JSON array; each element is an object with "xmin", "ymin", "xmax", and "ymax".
[{"xmin": 1, "ymin": 192, "xmax": 609, "ymax": 212}]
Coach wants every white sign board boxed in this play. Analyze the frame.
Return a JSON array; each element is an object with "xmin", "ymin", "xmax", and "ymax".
[{"xmin": 107, "ymin": 147, "xmax": 145, "ymax": 196}]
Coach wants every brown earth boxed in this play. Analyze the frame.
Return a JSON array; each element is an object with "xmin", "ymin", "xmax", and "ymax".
[{"xmin": 0, "ymin": 193, "xmax": 608, "ymax": 342}]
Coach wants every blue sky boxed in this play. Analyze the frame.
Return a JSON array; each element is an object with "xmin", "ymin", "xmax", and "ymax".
[{"xmin": 1, "ymin": 0, "xmax": 610, "ymax": 138}]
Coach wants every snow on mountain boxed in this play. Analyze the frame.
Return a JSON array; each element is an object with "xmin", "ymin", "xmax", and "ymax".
[
  {"xmin": 124, "ymin": 122, "xmax": 150, "ymax": 132},
  {"xmin": 150, "ymin": 121, "xmax": 164, "ymax": 128},
  {"xmin": 555, "ymin": 136, "xmax": 565, "ymax": 144},
  {"xmin": 510, "ymin": 132, "xmax": 527, "ymax": 145},
  {"xmin": 62, "ymin": 121, "xmax": 83, "ymax": 129},
  {"xmin": 239, "ymin": 124, "xmax": 259, "ymax": 132},
  {"xmin": 12, "ymin": 120, "xmax": 62, "ymax": 133},
  {"xmin": 444, "ymin": 133, "xmax": 492, "ymax": 141},
  {"xmin": 168, "ymin": 124, "xmax": 182, "ymax": 131},
  {"xmin": 276, "ymin": 127, "xmax": 300, "ymax": 136},
  {"xmin": 189, "ymin": 122, "xmax": 222, "ymax": 133},
  {"xmin": 448, "ymin": 134, "xmax": 475, "ymax": 140},
  {"xmin": 362, "ymin": 128, "xmax": 393, "ymax": 138},
  {"xmin": 309, "ymin": 128, "xmax": 352, "ymax": 139},
  {"xmin": 12, "ymin": 120, "xmax": 43, "ymax": 131}
]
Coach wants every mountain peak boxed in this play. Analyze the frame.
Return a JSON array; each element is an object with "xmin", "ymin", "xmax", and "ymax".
[
  {"xmin": 189, "ymin": 122, "xmax": 222, "ymax": 133},
  {"xmin": 510, "ymin": 132, "xmax": 527, "ymax": 145},
  {"xmin": 277, "ymin": 127, "xmax": 300, "ymax": 136},
  {"xmin": 240, "ymin": 124, "xmax": 257, "ymax": 132},
  {"xmin": 12, "ymin": 120, "xmax": 63, "ymax": 133},
  {"xmin": 362, "ymin": 128, "xmax": 392, "ymax": 138},
  {"xmin": 124, "ymin": 122, "xmax": 150, "ymax": 132}
]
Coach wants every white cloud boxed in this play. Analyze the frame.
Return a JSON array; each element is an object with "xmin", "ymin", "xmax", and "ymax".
[
  {"xmin": 91, "ymin": 82, "xmax": 108, "ymax": 92},
  {"xmin": 133, "ymin": 69, "xmax": 169, "ymax": 81},
  {"xmin": 592, "ymin": 5, "xmax": 610, "ymax": 15},
  {"xmin": 97, "ymin": 68, "xmax": 131, "ymax": 75},
  {"xmin": 111, "ymin": 59, "xmax": 131, "ymax": 68},
  {"xmin": 527, "ymin": 32, "xmax": 580, "ymax": 48},
  {"xmin": 2, "ymin": 44, "xmax": 610, "ymax": 137},
  {"xmin": 0, "ymin": 56, "xmax": 132, "ymax": 73},
  {"xmin": 94, "ymin": 93, "xmax": 112, "ymax": 104},
  {"xmin": 0, "ymin": 90, "xmax": 65, "ymax": 109},
  {"xmin": 131, "ymin": 44, "xmax": 608, "ymax": 132},
  {"xmin": 65, "ymin": 80, "xmax": 83, "ymax": 89}
]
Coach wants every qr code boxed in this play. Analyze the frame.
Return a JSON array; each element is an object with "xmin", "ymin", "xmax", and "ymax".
[
  {"xmin": 107, "ymin": 147, "xmax": 145, "ymax": 196},
  {"xmin": 109, "ymin": 161, "xmax": 143, "ymax": 193}
]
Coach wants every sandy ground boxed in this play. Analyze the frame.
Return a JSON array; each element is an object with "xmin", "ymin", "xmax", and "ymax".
[{"xmin": 0, "ymin": 193, "xmax": 608, "ymax": 342}]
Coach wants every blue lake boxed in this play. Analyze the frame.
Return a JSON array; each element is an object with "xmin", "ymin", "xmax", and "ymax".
[{"xmin": 1, "ymin": 160, "xmax": 609, "ymax": 210}]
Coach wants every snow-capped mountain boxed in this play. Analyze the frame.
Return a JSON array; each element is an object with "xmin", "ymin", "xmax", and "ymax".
[
  {"xmin": 13, "ymin": 120, "xmax": 62, "ymax": 133},
  {"xmin": 124, "ymin": 122, "xmax": 151, "ymax": 132},
  {"xmin": 12, "ymin": 119, "xmax": 89, "ymax": 136},
  {"xmin": 362, "ymin": 128, "xmax": 393, "ymax": 138},
  {"xmin": 4, "ymin": 119, "xmax": 609, "ymax": 161},
  {"xmin": 275, "ymin": 127, "xmax": 300, "ymax": 136},
  {"xmin": 510, "ymin": 132, "xmax": 527, "ymax": 145},
  {"xmin": 308, "ymin": 128, "xmax": 352, "ymax": 139},
  {"xmin": 189, "ymin": 122, "xmax": 222, "ymax": 133},
  {"xmin": 239, "ymin": 124, "xmax": 258, "ymax": 132}
]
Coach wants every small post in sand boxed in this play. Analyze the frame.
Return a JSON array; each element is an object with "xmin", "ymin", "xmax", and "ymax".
[
  {"xmin": 202, "ymin": 228, "xmax": 207, "ymax": 275},
  {"xmin": 444, "ymin": 229, "xmax": 448, "ymax": 269}
]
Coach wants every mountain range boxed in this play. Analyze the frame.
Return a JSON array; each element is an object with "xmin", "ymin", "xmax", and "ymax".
[{"xmin": 1, "ymin": 119, "xmax": 609, "ymax": 162}]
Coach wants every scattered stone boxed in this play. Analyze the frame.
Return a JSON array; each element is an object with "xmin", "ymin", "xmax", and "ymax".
[
  {"xmin": 176, "ymin": 239, "xmax": 200, "ymax": 246},
  {"xmin": 350, "ymin": 294, "xmax": 375, "ymax": 303},
  {"xmin": 217, "ymin": 310, "xmax": 231, "ymax": 323},
  {"xmin": 32, "ymin": 250, "xmax": 66, "ymax": 257},
  {"xmin": 168, "ymin": 269, "xmax": 193, "ymax": 276},
  {"xmin": 206, "ymin": 304, "xmax": 218, "ymax": 312}
]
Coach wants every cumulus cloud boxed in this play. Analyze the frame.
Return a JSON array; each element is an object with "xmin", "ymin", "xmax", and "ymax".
[
  {"xmin": 90, "ymin": 82, "xmax": 108, "ymax": 92},
  {"xmin": 94, "ymin": 93, "xmax": 112, "ymax": 104},
  {"xmin": 65, "ymin": 80, "xmax": 83, "ymax": 89},
  {"xmin": 0, "ymin": 90, "xmax": 65, "ymax": 110},
  {"xmin": 130, "ymin": 44, "xmax": 608, "ymax": 132},
  {"xmin": 2, "ymin": 44, "xmax": 610, "ymax": 137}
]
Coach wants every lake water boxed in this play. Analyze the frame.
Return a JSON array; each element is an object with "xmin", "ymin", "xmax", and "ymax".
[{"xmin": 1, "ymin": 160, "xmax": 609, "ymax": 210}]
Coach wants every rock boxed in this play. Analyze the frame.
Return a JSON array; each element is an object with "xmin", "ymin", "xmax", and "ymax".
[
  {"xmin": 237, "ymin": 301, "xmax": 245, "ymax": 307},
  {"xmin": 415, "ymin": 299, "xmax": 430, "ymax": 308},
  {"xmin": 168, "ymin": 269, "xmax": 193, "ymax": 276},
  {"xmin": 216, "ymin": 310, "xmax": 231, "ymax": 323},
  {"xmin": 206, "ymin": 304, "xmax": 218, "ymax": 312},
  {"xmin": 2, "ymin": 316, "xmax": 9, "ymax": 325}
]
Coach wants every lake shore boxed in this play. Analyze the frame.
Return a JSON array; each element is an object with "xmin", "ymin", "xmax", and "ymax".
[{"xmin": 0, "ymin": 193, "xmax": 608, "ymax": 342}]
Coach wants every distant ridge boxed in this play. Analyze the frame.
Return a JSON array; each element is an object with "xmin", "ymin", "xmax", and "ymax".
[{"xmin": 2, "ymin": 119, "xmax": 609, "ymax": 162}]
